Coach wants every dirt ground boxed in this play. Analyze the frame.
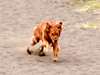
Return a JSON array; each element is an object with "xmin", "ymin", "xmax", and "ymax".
[{"xmin": 0, "ymin": 0, "xmax": 100, "ymax": 75}]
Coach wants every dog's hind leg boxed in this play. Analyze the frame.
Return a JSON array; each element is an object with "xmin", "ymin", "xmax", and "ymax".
[{"xmin": 27, "ymin": 36, "xmax": 40, "ymax": 55}]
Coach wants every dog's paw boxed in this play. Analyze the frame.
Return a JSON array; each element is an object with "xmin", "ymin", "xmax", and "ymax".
[
  {"xmin": 53, "ymin": 58, "xmax": 58, "ymax": 62},
  {"xmin": 38, "ymin": 51, "xmax": 46, "ymax": 56},
  {"xmin": 27, "ymin": 48, "xmax": 32, "ymax": 55}
]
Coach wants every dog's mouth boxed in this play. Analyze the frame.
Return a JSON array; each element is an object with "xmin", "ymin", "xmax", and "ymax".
[
  {"xmin": 54, "ymin": 39, "xmax": 58, "ymax": 41},
  {"xmin": 51, "ymin": 38, "xmax": 58, "ymax": 43}
]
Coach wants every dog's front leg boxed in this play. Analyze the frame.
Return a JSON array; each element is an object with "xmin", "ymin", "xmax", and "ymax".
[
  {"xmin": 38, "ymin": 40, "xmax": 47, "ymax": 56},
  {"xmin": 52, "ymin": 41, "xmax": 60, "ymax": 62}
]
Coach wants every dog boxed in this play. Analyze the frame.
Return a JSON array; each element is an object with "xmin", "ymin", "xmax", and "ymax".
[{"xmin": 27, "ymin": 20, "xmax": 63, "ymax": 62}]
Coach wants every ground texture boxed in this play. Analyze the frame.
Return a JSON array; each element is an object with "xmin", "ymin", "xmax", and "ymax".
[{"xmin": 0, "ymin": 0, "xmax": 100, "ymax": 75}]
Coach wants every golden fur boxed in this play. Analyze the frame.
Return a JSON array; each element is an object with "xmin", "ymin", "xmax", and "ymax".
[{"xmin": 27, "ymin": 20, "xmax": 63, "ymax": 62}]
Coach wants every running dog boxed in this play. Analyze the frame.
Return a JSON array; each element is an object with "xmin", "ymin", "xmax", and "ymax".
[{"xmin": 27, "ymin": 20, "xmax": 63, "ymax": 62}]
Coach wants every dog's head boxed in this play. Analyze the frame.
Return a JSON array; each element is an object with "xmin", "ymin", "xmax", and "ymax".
[{"xmin": 45, "ymin": 21, "xmax": 63, "ymax": 42}]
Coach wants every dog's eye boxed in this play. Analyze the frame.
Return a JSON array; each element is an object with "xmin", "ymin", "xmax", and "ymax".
[
  {"xmin": 52, "ymin": 33, "xmax": 54, "ymax": 36},
  {"xmin": 57, "ymin": 26, "xmax": 61, "ymax": 29},
  {"xmin": 56, "ymin": 33, "xmax": 59, "ymax": 36}
]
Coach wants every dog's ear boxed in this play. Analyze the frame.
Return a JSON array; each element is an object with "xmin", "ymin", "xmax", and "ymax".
[
  {"xmin": 59, "ymin": 21, "xmax": 63, "ymax": 25},
  {"xmin": 45, "ymin": 22, "xmax": 51, "ymax": 32},
  {"xmin": 57, "ymin": 21, "xmax": 63, "ymax": 29}
]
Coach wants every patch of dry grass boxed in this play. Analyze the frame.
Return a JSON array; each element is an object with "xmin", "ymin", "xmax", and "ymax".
[
  {"xmin": 80, "ymin": 22, "xmax": 100, "ymax": 29},
  {"xmin": 74, "ymin": 0, "xmax": 100, "ymax": 12}
]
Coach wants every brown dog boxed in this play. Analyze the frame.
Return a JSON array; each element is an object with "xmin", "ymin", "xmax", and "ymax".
[{"xmin": 27, "ymin": 20, "xmax": 63, "ymax": 62}]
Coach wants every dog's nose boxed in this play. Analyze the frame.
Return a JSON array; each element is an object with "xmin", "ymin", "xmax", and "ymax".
[{"xmin": 54, "ymin": 37, "xmax": 58, "ymax": 41}]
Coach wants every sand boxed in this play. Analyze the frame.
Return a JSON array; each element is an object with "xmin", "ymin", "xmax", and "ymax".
[{"xmin": 0, "ymin": 0, "xmax": 100, "ymax": 75}]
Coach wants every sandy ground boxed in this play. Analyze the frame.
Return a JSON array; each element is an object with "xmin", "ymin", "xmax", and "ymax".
[{"xmin": 0, "ymin": 0, "xmax": 100, "ymax": 75}]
